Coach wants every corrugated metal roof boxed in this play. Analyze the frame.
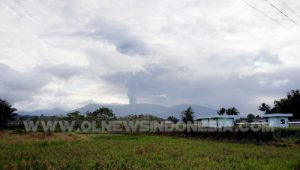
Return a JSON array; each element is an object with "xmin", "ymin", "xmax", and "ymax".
[
  {"xmin": 262, "ymin": 113, "xmax": 293, "ymax": 117},
  {"xmin": 196, "ymin": 115, "xmax": 237, "ymax": 120}
]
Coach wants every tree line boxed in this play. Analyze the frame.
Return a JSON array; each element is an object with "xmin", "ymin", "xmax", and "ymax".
[
  {"xmin": 258, "ymin": 89, "xmax": 300, "ymax": 119},
  {"xmin": 0, "ymin": 99, "xmax": 195, "ymax": 129},
  {"xmin": 1, "ymin": 89, "xmax": 299, "ymax": 129}
]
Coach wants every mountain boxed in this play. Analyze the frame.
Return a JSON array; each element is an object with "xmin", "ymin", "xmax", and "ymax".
[
  {"xmin": 19, "ymin": 108, "xmax": 66, "ymax": 116},
  {"xmin": 19, "ymin": 103, "xmax": 217, "ymax": 119},
  {"xmin": 72, "ymin": 103, "xmax": 168, "ymax": 117},
  {"xmin": 167, "ymin": 104, "xmax": 217, "ymax": 118}
]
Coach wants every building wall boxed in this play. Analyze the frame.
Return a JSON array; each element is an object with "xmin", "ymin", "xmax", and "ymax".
[
  {"xmin": 200, "ymin": 118, "xmax": 234, "ymax": 128},
  {"xmin": 209, "ymin": 119, "xmax": 218, "ymax": 128},
  {"xmin": 268, "ymin": 117, "xmax": 289, "ymax": 128},
  {"xmin": 201, "ymin": 119, "xmax": 210, "ymax": 127},
  {"xmin": 217, "ymin": 118, "xmax": 234, "ymax": 127}
]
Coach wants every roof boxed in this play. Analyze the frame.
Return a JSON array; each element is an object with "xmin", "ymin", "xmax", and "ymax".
[
  {"xmin": 262, "ymin": 113, "xmax": 293, "ymax": 118},
  {"xmin": 236, "ymin": 122, "xmax": 268, "ymax": 125},
  {"xmin": 196, "ymin": 115, "xmax": 237, "ymax": 120}
]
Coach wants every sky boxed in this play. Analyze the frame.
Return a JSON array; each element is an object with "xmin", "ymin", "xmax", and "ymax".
[{"xmin": 0, "ymin": 0, "xmax": 300, "ymax": 115}]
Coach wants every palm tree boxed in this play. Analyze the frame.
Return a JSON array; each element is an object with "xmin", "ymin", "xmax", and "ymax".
[
  {"xmin": 181, "ymin": 107, "xmax": 194, "ymax": 123},
  {"xmin": 217, "ymin": 108, "xmax": 227, "ymax": 115},
  {"xmin": 258, "ymin": 103, "xmax": 272, "ymax": 114},
  {"xmin": 226, "ymin": 107, "xmax": 239, "ymax": 115},
  {"xmin": 167, "ymin": 116, "xmax": 179, "ymax": 123},
  {"xmin": 0, "ymin": 99, "xmax": 17, "ymax": 129}
]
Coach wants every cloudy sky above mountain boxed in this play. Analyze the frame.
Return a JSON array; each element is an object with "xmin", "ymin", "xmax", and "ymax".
[{"xmin": 0, "ymin": 0, "xmax": 300, "ymax": 114}]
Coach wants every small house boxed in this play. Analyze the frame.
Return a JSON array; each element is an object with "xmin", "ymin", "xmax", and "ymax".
[
  {"xmin": 263, "ymin": 113, "xmax": 293, "ymax": 128},
  {"xmin": 197, "ymin": 116, "xmax": 236, "ymax": 128}
]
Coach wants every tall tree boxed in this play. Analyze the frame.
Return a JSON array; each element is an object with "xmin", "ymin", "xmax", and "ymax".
[
  {"xmin": 167, "ymin": 116, "xmax": 179, "ymax": 123},
  {"xmin": 226, "ymin": 107, "xmax": 239, "ymax": 115},
  {"xmin": 181, "ymin": 107, "xmax": 194, "ymax": 123},
  {"xmin": 0, "ymin": 99, "xmax": 17, "ymax": 129},
  {"xmin": 247, "ymin": 114, "xmax": 255, "ymax": 123},
  {"xmin": 67, "ymin": 111, "xmax": 84, "ymax": 120},
  {"xmin": 217, "ymin": 108, "xmax": 226, "ymax": 115},
  {"xmin": 259, "ymin": 89, "xmax": 300, "ymax": 119},
  {"xmin": 273, "ymin": 90, "xmax": 300, "ymax": 119},
  {"xmin": 287, "ymin": 90, "xmax": 300, "ymax": 119},
  {"xmin": 87, "ymin": 107, "xmax": 116, "ymax": 120},
  {"xmin": 258, "ymin": 103, "xmax": 272, "ymax": 114}
]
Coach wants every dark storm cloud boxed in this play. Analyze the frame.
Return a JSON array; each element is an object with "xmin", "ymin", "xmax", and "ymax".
[
  {"xmin": 102, "ymin": 64, "xmax": 300, "ymax": 114},
  {"xmin": 75, "ymin": 19, "xmax": 149, "ymax": 56},
  {"xmin": 36, "ymin": 64, "xmax": 84, "ymax": 79},
  {"xmin": 0, "ymin": 63, "xmax": 50, "ymax": 103},
  {"xmin": 1, "ymin": 0, "xmax": 300, "ymax": 112},
  {"xmin": 102, "ymin": 66, "xmax": 173, "ymax": 104},
  {"xmin": 0, "ymin": 63, "xmax": 85, "ymax": 103}
]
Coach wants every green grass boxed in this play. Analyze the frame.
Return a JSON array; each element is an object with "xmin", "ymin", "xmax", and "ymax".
[{"xmin": 0, "ymin": 132, "xmax": 300, "ymax": 170}]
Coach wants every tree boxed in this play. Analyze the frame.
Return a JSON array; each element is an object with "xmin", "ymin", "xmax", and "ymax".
[
  {"xmin": 0, "ymin": 99, "xmax": 17, "ymax": 129},
  {"xmin": 67, "ymin": 111, "xmax": 84, "ymax": 120},
  {"xmin": 181, "ymin": 107, "xmax": 194, "ymax": 123},
  {"xmin": 247, "ymin": 114, "xmax": 255, "ymax": 123},
  {"xmin": 258, "ymin": 103, "xmax": 272, "ymax": 114},
  {"xmin": 217, "ymin": 108, "xmax": 226, "ymax": 115},
  {"xmin": 259, "ymin": 89, "xmax": 300, "ymax": 119},
  {"xmin": 167, "ymin": 116, "xmax": 179, "ymax": 123},
  {"xmin": 118, "ymin": 114, "xmax": 162, "ymax": 121},
  {"xmin": 287, "ymin": 89, "xmax": 300, "ymax": 119},
  {"xmin": 87, "ymin": 107, "xmax": 116, "ymax": 120},
  {"xmin": 226, "ymin": 107, "xmax": 239, "ymax": 115},
  {"xmin": 273, "ymin": 90, "xmax": 300, "ymax": 119}
]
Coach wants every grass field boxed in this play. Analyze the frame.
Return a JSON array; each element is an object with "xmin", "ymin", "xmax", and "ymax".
[{"xmin": 0, "ymin": 132, "xmax": 300, "ymax": 170}]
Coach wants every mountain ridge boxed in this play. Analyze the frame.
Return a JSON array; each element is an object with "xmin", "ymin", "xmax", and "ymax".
[{"xmin": 19, "ymin": 103, "xmax": 217, "ymax": 119}]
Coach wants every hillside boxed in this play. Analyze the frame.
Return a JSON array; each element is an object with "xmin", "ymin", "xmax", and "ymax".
[{"xmin": 20, "ymin": 103, "xmax": 216, "ymax": 119}]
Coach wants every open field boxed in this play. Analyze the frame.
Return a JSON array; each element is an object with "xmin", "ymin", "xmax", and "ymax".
[{"xmin": 0, "ymin": 132, "xmax": 300, "ymax": 170}]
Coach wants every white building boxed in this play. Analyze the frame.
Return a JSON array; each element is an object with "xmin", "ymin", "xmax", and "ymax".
[
  {"xmin": 197, "ymin": 116, "xmax": 236, "ymax": 128},
  {"xmin": 263, "ymin": 114, "xmax": 293, "ymax": 128}
]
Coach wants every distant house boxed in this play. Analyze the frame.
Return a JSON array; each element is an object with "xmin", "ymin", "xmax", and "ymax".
[
  {"xmin": 197, "ymin": 116, "xmax": 236, "ymax": 128},
  {"xmin": 263, "ymin": 114, "xmax": 293, "ymax": 128}
]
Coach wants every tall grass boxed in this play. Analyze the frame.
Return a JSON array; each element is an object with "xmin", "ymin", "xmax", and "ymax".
[{"xmin": 0, "ymin": 132, "xmax": 299, "ymax": 169}]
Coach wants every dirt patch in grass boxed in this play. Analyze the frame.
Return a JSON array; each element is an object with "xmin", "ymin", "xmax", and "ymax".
[
  {"xmin": 28, "ymin": 132, "xmax": 54, "ymax": 139},
  {"xmin": 0, "ymin": 132, "xmax": 82, "ymax": 144},
  {"xmin": 135, "ymin": 144, "xmax": 158, "ymax": 155}
]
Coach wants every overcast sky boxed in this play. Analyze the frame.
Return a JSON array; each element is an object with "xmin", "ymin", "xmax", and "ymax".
[{"xmin": 0, "ymin": 0, "xmax": 300, "ymax": 114}]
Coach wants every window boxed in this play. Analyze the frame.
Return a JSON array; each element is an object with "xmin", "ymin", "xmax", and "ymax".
[{"xmin": 280, "ymin": 119, "xmax": 285, "ymax": 124}]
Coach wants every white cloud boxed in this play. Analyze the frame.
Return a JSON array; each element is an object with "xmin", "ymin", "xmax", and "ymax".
[{"xmin": 0, "ymin": 0, "xmax": 300, "ymax": 114}]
